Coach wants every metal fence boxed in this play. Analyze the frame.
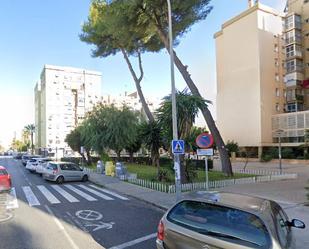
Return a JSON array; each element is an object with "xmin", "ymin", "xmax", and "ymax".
[{"xmin": 123, "ymin": 173, "xmax": 297, "ymax": 193}]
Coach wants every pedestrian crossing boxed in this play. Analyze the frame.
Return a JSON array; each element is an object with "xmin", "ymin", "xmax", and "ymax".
[{"xmin": 5, "ymin": 184, "xmax": 129, "ymax": 208}]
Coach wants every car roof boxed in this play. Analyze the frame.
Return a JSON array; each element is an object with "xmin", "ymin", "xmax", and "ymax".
[
  {"xmin": 0, "ymin": 165, "xmax": 7, "ymax": 170},
  {"xmin": 182, "ymin": 191, "xmax": 275, "ymax": 217}
]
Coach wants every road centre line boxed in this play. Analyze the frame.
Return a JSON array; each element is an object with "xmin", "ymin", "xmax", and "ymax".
[
  {"xmin": 109, "ymin": 233, "xmax": 157, "ymax": 249},
  {"xmin": 44, "ymin": 205, "xmax": 80, "ymax": 249}
]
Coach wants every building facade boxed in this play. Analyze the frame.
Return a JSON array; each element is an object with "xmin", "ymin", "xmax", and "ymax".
[
  {"xmin": 215, "ymin": 2, "xmax": 285, "ymax": 154},
  {"xmin": 35, "ymin": 65, "xmax": 101, "ymax": 157}
]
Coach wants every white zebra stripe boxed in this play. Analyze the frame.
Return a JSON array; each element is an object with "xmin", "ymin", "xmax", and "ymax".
[
  {"xmin": 22, "ymin": 186, "xmax": 40, "ymax": 206},
  {"xmin": 89, "ymin": 184, "xmax": 129, "ymax": 200},
  {"xmin": 37, "ymin": 185, "xmax": 60, "ymax": 204},
  {"xmin": 51, "ymin": 185, "xmax": 79, "ymax": 203},
  {"xmin": 64, "ymin": 185, "xmax": 97, "ymax": 201},
  {"xmin": 78, "ymin": 185, "xmax": 114, "ymax": 200}
]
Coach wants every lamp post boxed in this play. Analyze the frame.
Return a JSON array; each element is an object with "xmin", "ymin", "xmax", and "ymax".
[
  {"xmin": 167, "ymin": 0, "xmax": 181, "ymax": 201},
  {"xmin": 276, "ymin": 129, "xmax": 284, "ymax": 174}
]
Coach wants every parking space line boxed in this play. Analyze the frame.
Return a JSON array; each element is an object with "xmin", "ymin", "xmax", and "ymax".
[
  {"xmin": 65, "ymin": 185, "xmax": 97, "ymax": 201},
  {"xmin": 109, "ymin": 233, "xmax": 157, "ymax": 249},
  {"xmin": 45, "ymin": 205, "xmax": 80, "ymax": 249},
  {"xmin": 51, "ymin": 185, "xmax": 79, "ymax": 203},
  {"xmin": 22, "ymin": 186, "xmax": 40, "ymax": 206},
  {"xmin": 6, "ymin": 187, "xmax": 19, "ymax": 209},
  {"xmin": 78, "ymin": 185, "xmax": 114, "ymax": 200},
  {"xmin": 37, "ymin": 185, "xmax": 60, "ymax": 204},
  {"xmin": 89, "ymin": 184, "xmax": 129, "ymax": 200}
]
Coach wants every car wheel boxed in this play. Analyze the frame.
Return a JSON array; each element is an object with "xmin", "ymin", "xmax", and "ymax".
[
  {"xmin": 56, "ymin": 176, "xmax": 64, "ymax": 184},
  {"xmin": 82, "ymin": 175, "xmax": 88, "ymax": 182}
]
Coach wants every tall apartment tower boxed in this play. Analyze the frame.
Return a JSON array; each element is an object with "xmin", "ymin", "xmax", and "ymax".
[
  {"xmin": 284, "ymin": 0, "xmax": 309, "ymax": 111},
  {"xmin": 34, "ymin": 65, "xmax": 102, "ymax": 157},
  {"xmin": 215, "ymin": 3, "xmax": 285, "ymax": 152}
]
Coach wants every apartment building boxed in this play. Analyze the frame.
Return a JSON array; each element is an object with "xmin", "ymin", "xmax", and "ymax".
[
  {"xmin": 215, "ymin": 2, "xmax": 285, "ymax": 155},
  {"xmin": 272, "ymin": 0, "xmax": 309, "ymax": 146},
  {"xmin": 35, "ymin": 65, "xmax": 101, "ymax": 157},
  {"xmin": 101, "ymin": 91, "xmax": 160, "ymax": 117}
]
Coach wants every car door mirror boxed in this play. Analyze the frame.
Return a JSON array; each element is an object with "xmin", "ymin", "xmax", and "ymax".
[{"xmin": 289, "ymin": 219, "xmax": 305, "ymax": 229}]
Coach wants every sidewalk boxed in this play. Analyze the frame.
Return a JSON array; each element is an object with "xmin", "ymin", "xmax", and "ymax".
[{"xmin": 89, "ymin": 173, "xmax": 176, "ymax": 210}]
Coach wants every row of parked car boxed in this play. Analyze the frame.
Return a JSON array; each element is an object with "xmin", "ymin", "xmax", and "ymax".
[{"xmin": 21, "ymin": 155, "xmax": 89, "ymax": 184}]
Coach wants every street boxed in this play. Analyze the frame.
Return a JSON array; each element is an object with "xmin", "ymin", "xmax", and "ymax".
[{"xmin": 0, "ymin": 157, "xmax": 163, "ymax": 249}]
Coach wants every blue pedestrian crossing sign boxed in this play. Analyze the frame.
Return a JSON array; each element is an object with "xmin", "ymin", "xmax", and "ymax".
[{"xmin": 172, "ymin": 140, "xmax": 185, "ymax": 154}]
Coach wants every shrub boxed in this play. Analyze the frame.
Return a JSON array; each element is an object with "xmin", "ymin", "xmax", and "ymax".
[
  {"xmin": 261, "ymin": 154, "xmax": 273, "ymax": 162},
  {"xmin": 281, "ymin": 148, "xmax": 294, "ymax": 159},
  {"xmin": 226, "ymin": 140, "xmax": 239, "ymax": 156}
]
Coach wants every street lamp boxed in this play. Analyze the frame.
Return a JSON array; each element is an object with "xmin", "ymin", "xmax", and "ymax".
[
  {"xmin": 276, "ymin": 129, "xmax": 284, "ymax": 174},
  {"xmin": 167, "ymin": 0, "xmax": 181, "ymax": 201}
]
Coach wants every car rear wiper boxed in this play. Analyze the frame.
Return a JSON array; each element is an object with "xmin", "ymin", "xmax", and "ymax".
[{"xmin": 197, "ymin": 229, "xmax": 261, "ymax": 247}]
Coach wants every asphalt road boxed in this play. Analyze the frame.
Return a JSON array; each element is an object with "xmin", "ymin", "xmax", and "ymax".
[{"xmin": 0, "ymin": 157, "xmax": 163, "ymax": 249}]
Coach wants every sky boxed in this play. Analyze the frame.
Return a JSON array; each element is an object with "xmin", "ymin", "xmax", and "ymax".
[{"xmin": 0, "ymin": 0, "xmax": 286, "ymax": 149}]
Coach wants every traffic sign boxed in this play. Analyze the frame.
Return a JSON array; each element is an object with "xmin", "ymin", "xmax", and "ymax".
[
  {"xmin": 196, "ymin": 133, "xmax": 214, "ymax": 149},
  {"xmin": 172, "ymin": 140, "xmax": 185, "ymax": 154},
  {"xmin": 197, "ymin": 148, "xmax": 214, "ymax": 156}
]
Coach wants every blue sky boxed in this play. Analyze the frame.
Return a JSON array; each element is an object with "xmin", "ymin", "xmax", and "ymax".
[{"xmin": 0, "ymin": 0, "xmax": 286, "ymax": 148}]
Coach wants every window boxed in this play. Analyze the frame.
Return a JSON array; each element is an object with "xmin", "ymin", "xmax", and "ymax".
[
  {"xmin": 305, "ymin": 18, "xmax": 309, "ymax": 23},
  {"xmin": 274, "ymin": 208, "xmax": 290, "ymax": 248},
  {"xmin": 0, "ymin": 169, "xmax": 8, "ymax": 175},
  {"xmin": 275, "ymin": 59, "xmax": 279, "ymax": 67},
  {"xmin": 167, "ymin": 201, "xmax": 271, "ymax": 248},
  {"xmin": 275, "ymin": 73, "xmax": 280, "ymax": 82},
  {"xmin": 274, "ymin": 44, "xmax": 279, "ymax": 52},
  {"xmin": 276, "ymin": 103, "xmax": 280, "ymax": 111},
  {"xmin": 276, "ymin": 88, "xmax": 280, "ymax": 97}
]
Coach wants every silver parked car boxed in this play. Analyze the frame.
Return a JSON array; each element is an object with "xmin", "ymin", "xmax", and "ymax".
[
  {"xmin": 156, "ymin": 191, "xmax": 305, "ymax": 249},
  {"xmin": 43, "ymin": 162, "xmax": 88, "ymax": 184}
]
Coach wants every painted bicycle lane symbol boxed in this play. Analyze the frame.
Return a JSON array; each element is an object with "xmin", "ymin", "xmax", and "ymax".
[{"xmin": 73, "ymin": 210, "xmax": 114, "ymax": 232}]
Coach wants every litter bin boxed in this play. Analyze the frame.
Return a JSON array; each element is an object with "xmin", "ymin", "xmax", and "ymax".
[
  {"xmin": 115, "ymin": 162, "xmax": 127, "ymax": 177},
  {"xmin": 96, "ymin": 160, "xmax": 103, "ymax": 174},
  {"xmin": 105, "ymin": 161, "xmax": 115, "ymax": 176}
]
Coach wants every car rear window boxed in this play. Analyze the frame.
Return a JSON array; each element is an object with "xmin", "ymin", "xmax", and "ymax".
[
  {"xmin": 0, "ymin": 169, "xmax": 8, "ymax": 175},
  {"xmin": 47, "ymin": 163, "xmax": 58, "ymax": 170},
  {"xmin": 167, "ymin": 201, "xmax": 271, "ymax": 249}
]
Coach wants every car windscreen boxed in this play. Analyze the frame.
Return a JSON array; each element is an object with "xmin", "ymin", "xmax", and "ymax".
[
  {"xmin": 0, "ymin": 169, "xmax": 8, "ymax": 175},
  {"xmin": 167, "ymin": 201, "xmax": 271, "ymax": 249}
]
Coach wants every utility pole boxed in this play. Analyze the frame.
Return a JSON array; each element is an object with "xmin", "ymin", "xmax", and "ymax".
[{"xmin": 167, "ymin": 0, "xmax": 181, "ymax": 201}]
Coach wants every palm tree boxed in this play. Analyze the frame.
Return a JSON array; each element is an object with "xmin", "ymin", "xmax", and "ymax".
[
  {"xmin": 24, "ymin": 124, "xmax": 35, "ymax": 154},
  {"xmin": 157, "ymin": 89, "xmax": 210, "ymax": 182}
]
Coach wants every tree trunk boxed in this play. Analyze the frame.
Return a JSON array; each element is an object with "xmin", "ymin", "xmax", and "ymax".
[
  {"xmin": 179, "ymin": 155, "xmax": 188, "ymax": 183},
  {"xmin": 116, "ymin": 151, "xmax": 121, "ymax": 162},
  {"xmin": 31, "ymin": 132, "xmax": 34, "ymax": 155},
  {"xmin": 86, "ymin": 150, "xmax": 92, "ymax": 165},
  {"xmin": 120, "ymin": 48, "xmax": 155, "ymax": 123},
  {"xmin": 129, "ymin": 152, "xmax": 134, "ymax": 163},
  {"xmin": 155, "ymin": 27, "xmax": 233, "ymax": 176}
]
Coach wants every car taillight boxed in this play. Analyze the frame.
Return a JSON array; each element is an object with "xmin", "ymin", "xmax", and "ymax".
[
  {"xmin": 7, "ymin": 174, "xmax": 11, "ymax": 180},
  {"xmin": 157, "ymin": 220, "xmax": 164, "ymax": 241}
]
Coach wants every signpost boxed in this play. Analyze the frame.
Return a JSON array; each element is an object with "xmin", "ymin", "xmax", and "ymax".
[
  {"xmin": 172, "ymin": 140, "xmax": 185, "ymax": 190},
  {"xmin": 196, "ymin": 134, "xmax": 214, "ymax": 190}
]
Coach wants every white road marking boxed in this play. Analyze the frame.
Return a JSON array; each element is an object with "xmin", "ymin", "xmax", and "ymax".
[
  {"xmin": 51, "ymin": 185, "xmax": 79, "ymax": 203},
  {"xmin": 89, "ymin": 184, "xmax": 129, "ymax": 200},
  {"xmin": 109, "ymin": 233, "xmax": 157, "ymax": 249},
  {"xmin": 22, "ymin": 186, "xmax": 40, "ymax": 206},
  {"xmin": 6, "ymin": 187, "xmax": 19, "ymax": 209},
  {"xmin": 78, "ymin": 185, "xmax": 114, "ymax": 200},
  {"xmin": 37, "ymin": 185, "xmax": 60, "ymax": 204},
  {"xmin": 65, "ymin": 185, "xmax": 97, "ymax": 201},
  {"xmin": 44, "ymin": 205, "xmax": 80, "ymax": 249}
]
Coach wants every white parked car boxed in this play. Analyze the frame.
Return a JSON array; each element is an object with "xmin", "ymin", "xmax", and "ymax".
[
  {"xmin": 26, "ymin": 158, "xmax": 48, "ymax": 173},
  {"xmin": 36, "ymin": 158, "xmax": 53, "ymax": 175}
]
